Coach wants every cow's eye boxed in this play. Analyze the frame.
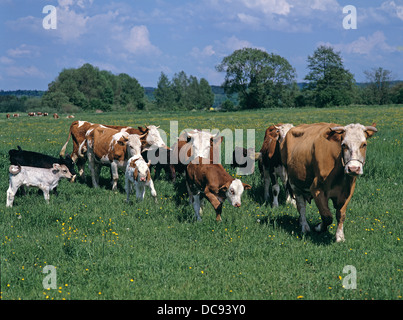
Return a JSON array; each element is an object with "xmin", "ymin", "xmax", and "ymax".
[
  {"xmin": 230, "ymin": 188, "xmax": 235, "ymax": 195},
  {"xmin": 361, "ymin": 143, "xmax": 367, "ymax": 148},
  {"xmin": 341, "ymin": 143, "xmax": 347, "ymax": 149}
]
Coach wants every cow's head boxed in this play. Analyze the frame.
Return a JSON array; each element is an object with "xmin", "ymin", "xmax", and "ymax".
[
  {"xmin": 59, "ymin": 154, "xmax": 76, "ymax": 176},
  {"xmin": 129, "ymin": 156, "xmax": 151, "ymax": 183},
  {"xmin": 141, "ymin": 125, "xmax": 166, "ymax": 150},
  {"xmin": 329, "ymin": 123, "xmax": 377, "ymax": 176},
  {"xmin": 186, "ymin": 130, "xmax": 220, "ymax": 159},
  {"xmin": 276, "ymin": 123, "xmax": 294, "ymax": 144},
  {"xmin": 126, "ymin": 134, "xmax": 144, "ymax": 157},
  {"xmin": 52, "ymin": 163, "xmax": 73, "ymax": 180},
  {"xmin": 219, "ymin": 179, "xmax": 252, "ymax": 208}
]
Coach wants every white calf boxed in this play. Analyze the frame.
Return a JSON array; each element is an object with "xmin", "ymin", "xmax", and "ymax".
[
  {"xmin": 125, "ymin": 155, "xmax": 157, "ymax": 203},
  {"xmin": 6, "ymin": 164, "xmax": 73, "ymax": 207}
]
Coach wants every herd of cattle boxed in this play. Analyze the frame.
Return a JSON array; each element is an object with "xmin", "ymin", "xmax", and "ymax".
[
  {"xmin": 6, "ymin": 112, "xmax": 76, "ymax": 119},
  {"xmin": 6, "ymin": 119, "xmax": 377, "ymax": 242}
]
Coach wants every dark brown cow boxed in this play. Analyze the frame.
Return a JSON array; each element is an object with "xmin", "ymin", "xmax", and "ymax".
[
  {"xmin": 258, "ymin": 123, "xmax": 294, "ymax": 207},
  {"xmin": 281, "ymin": 122, "xmax": 377, "ymax": 242},
  {"xmin": 186, "ymin": 157, "xmax": 251, "ymax": 221}
]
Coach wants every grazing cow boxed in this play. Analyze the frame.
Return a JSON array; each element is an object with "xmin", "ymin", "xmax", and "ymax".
[
  {"xmin": 6, "ymin": 114, "xmax": 10, "ymax": 119},
  {"xmin": 43, "ymin": 113, "xmax": 48, "ymax": 117},
  {"xmin": 125, "ymin": 155, "xmax": 157, "ymax": 203},
  {"xmin": 53, "ymin": 113, "xmax": 59, "ymax": 119},
  {"xmin": 13, "ymin": 113, "xmax": 20, "ymax": 117},
  {"xmin": 281, "ymin": 122, "xmax": 377, "ymax": 242},
  {"xmin": 186, "ymin": 157, "xmax": 252, "ymax": 221},
  {"xmin": 28, "ymin": 112, "xmax": 35, "ymax": 117},
  {"xmin": 258, "ymin": 123, "xmax": 294, "ymax": 207},
  {"xmin": 86, "ymin": 126, "xmax": 143, "ymax": 189},
  {"xmin": 37, "ymin": 112, "xmax": 43, "ymax": 116},
  {"xmin": 6, "ymin": 164, "xmax": 73, "ymax": 207},
  {"xmin": 9, "ymin": 146, "xmax": 76, "ymax": 180}
]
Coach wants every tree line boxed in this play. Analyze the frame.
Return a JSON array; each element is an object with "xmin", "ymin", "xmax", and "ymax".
[{"xmin": 1, "ymin": 46, "xmax": 402, "ymax": 113}]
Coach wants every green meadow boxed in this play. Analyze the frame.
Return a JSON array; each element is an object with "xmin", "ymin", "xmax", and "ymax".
[{"xmin": 0, "ymin": 105, "xmax": 401, "ymax": 300}]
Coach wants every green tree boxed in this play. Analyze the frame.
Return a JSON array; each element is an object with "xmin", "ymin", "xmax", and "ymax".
[
  {"xmin": 198, "ymin": 78, "xmax": 214, "ymax": 110},
  {"xmin": 154, "ymin": 72, "xmax": 175, "ymax": 109},
  {"xmin": 363, "ymin": 67, "xmax": 393, "ymax": 105},
  {"xmin": 304, "ymin": 45, "xmax": 355, "ymax": 108},
  {"xmin": 216, "ymin": 48, "xmax": 296, "ymax": 109}
]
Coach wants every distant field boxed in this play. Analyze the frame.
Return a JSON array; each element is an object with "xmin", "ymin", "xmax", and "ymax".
[{"xmin": 0, "ymin": 105, "xmax": 402, "ymax": 300}]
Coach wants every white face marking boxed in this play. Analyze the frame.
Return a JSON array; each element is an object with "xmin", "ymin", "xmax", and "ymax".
[
  {"xmin": 146, "ymin": 126, "xmax": 165, "ymax": 148},
  {"xmin": 135, "ymin": 159, "xmax": 149, "ymax": 182},
  {"xmin": 126, "ymin": 134, "xmax": 142, "ymax": 156},
  {"xmin": 187, "ymin": 131, "xmax": 215, "ymax": 159},
  {"xmin": 341, "ymin": 124, "xmax": 368, "ymax": 175},
  {"xmin": 226, "ymin": 179, "xmax": 245, "ymax": 207},
  {"xmin": 278, "ymin": 123, "xmax": 294, "ymax": 143}
]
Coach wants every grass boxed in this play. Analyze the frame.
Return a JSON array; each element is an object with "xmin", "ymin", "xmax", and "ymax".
[{"xmin": 0, "ymin": 105, "xmax": 402, "ymax": 300}]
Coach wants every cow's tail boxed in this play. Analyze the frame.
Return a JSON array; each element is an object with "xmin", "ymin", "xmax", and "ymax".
[{"xmin": 59, "ymin": 131, "xmax": 72, "ymax": 157}]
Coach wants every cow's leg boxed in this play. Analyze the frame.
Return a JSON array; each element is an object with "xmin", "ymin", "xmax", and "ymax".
[
  {"xmin": 332, "ymin": 182, "xmax": 356, "ymax": 242},
  {"xmin": 41, "ymin": 187, "xmax": 51, "ymax": 204},
  {"xmin": 295, "ymin": 194, "xmax": 310, "ymax": 233},
  {"xmin": 271, "ymin": 173, "xmax": 280, "ymax": 207},
  {"xmin": 125, "ymin": 176, "xmax": 131, "ymax": 203},
  {"xmin": 263, "ymin": 166, "xmax": 271, "ymax": 203},
  {"xmin": 6, "ymin": 182, "xmax": 19, "ymax": 208},
  {"xmin": 110, "ymin": 161, "xmax": 119, "ymax": 190},
  {"xmin": 148, "ymin": 180, "xmax": 157, "ymax": 203},
  {"xmin": 312, "ymin": 189, "xmax": 333, "ymax": 233},
  {"xmin": 204, "ymin": 191, "xmax": 223, "ymax": 222},
  {"xmin": 192, "ymin": 193, "xmax": 202, "ymax": 221},
  {"xmin": 87, "ymin": 151, "xmax": 99, "ymax": 188}
]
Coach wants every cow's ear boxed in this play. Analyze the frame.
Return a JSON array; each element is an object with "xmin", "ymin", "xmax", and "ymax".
[
  {"xmin": 52, "ymin": 163, "xmax": 60, "ymax": 173},
  {"xmin": 327, "ymin": 126, "xmax": 345, "ymax": 141},
  {"xmin": 242, "ymin": 183, "xmax": 252, "ymax": 190},
  {"xmin": 219, "ymin": 181, "xmax": 231, "ymax": 193}
]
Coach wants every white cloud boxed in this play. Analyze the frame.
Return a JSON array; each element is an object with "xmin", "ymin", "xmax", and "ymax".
[
  {"xmin": 124, "ymin": 25, "xmax": 161, "ymax": 56},
  {"xmin": 240, "ymin": 0, "xmax": 293, "ymax": 15},
  {"xmin": 381, "ymin": 1, "xmax": 403, "ymax": 20},
  {"xmin": 320, "ymin": 31, "xmax": 397, "ymax": 57},
  {"xmin": 191, "ymin": 45, "xmax": 216, "ymax": 59},
  {"xmin": 7, "ymin": 44, "xmax": 40, "ymax": 58},
  {"xmin": 6, "ymin": 66, "xmax": 46, "ymax": 78}
]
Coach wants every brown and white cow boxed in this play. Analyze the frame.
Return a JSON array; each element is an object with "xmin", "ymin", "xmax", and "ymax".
[
  {"xmin": 258, "ymin": 123, "xmax": 294, "ymax": 207},
  {"xmin": 170, "ymin": 129, "xmax": 223, "ymax": 179},
  {"xmin": 86, "ymin": 126, "xmax": 144, "ymax": 190},
  {"xmin": 186, "ymin": 157, "xmax": 252, "ymax": 221},
  {"xmin": 281, "ymin": 122, "xmax": 377, "ymax": 242}
]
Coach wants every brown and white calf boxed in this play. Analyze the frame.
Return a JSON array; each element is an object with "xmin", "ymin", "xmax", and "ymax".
[
  {"xmin": 86, "ymin": 126, "xmax": 143, "ymax": 189},
  {"xmin": 125, "ymin": 155, "xmax": 157, "ymax": 203},
  {"xmin": 281, "ymin": 122, "xmax": 377, "ymax": 242},
  {"xmin": 258, "ymin": 123, "xmax": 294, "ymax": 207},
  {"xmin": 170, "ymin": 129, "xmax": 223, "ymax": 179},
  {"xmin": 186, "ymin": 157, "xmax": 251, "ymax": 221},
  {"xmin": 6, "ymin": 164, "xmax": 73, "ymax": 207}
]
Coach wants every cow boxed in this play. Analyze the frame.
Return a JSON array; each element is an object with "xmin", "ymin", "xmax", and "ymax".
[
  {"xmin": 6, "ymin": 164, "xmax": 73, "ymax": 207},
  {"xmin": 281, "ymin": 122, "xmax": 377, "ymax": 242},
  {"xmin": 13, "ymin": 113, "xmax": 20, "ymax": 117},
  {"xmin": 186, "ymin": 157, "xmax": 252, "ymax": 221},
  {"xmin": 258, "ymin": 123, "xmax": 294, "ymax": 207},
  {"xmin": 125, "ymin": 155, "xmax": 157, "ymax": 203},
  {"xmin": 6, "ymin": 114, "xmax": 10, "ymax": 119},
  {"xmin": 86, "ymin": 126, "xmax": 144, "ymax": 190},
  {"xmin": 9, "ymin": 146, "xmax": 76, "ymax": 181},
  {"xmin": 28, "ymin": 112, "xmax": 35, "ymax": 117},
  {"xmin": 53, "ymin": 113, "xmax": 59, "ymax": 119}
]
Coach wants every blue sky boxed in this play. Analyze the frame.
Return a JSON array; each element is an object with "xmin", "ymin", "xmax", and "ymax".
[{"xmin": 0, "ymin": 0, "xmax": 402, "ymax": 90}]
